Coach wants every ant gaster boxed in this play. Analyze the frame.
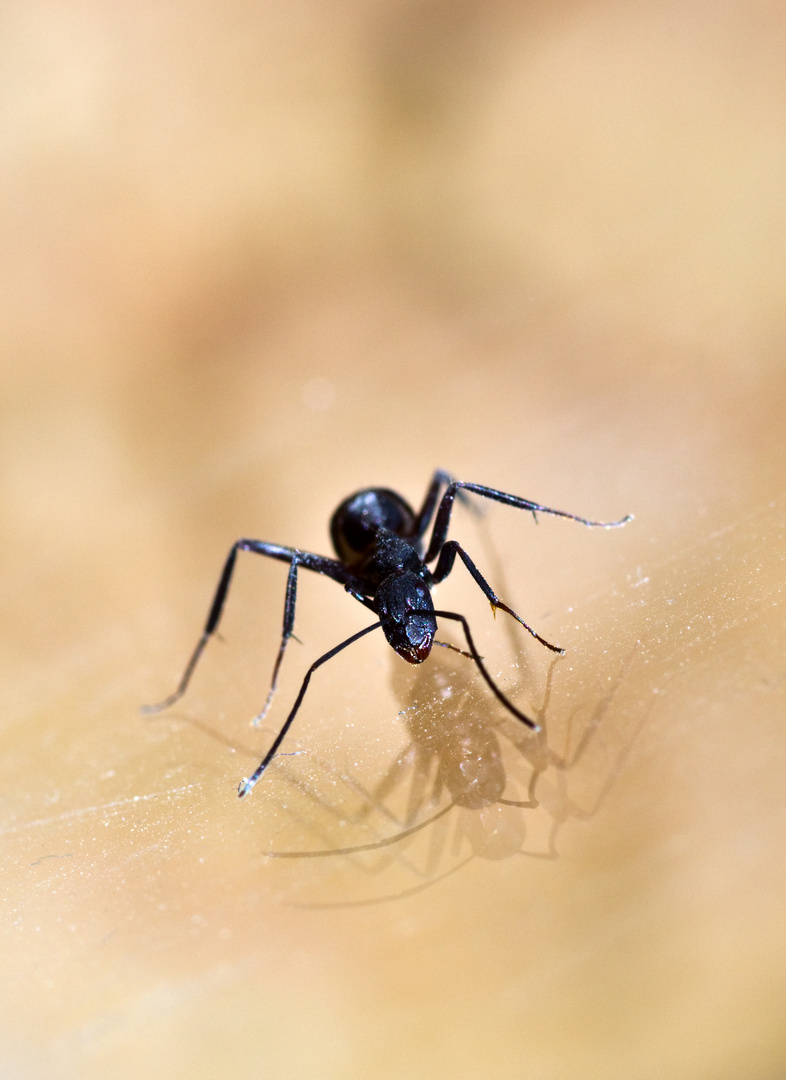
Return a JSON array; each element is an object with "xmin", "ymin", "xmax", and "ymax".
[{"xmin": 143, "ymin": 470, "xmax": 632, "ymax": 798}]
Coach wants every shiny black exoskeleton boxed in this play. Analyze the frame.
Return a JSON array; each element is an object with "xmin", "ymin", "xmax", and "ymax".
[
  {"xmin": 143, "ymin": 470, "xmax": 631, "ymax": 798},
  {"xmin": 331, "ymin": 488, "xmax": 437, "ymax": 663}
]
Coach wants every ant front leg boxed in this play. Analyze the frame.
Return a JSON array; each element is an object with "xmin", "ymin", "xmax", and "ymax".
[
  {"xmin": 142, "ymin": 540, "xmax": 361, "ymax": 717},
  {"xmin": 431, "ymin": 540, "xmax": 564, "ymax": 655},
  {"xmin": 238, "ymin": 620, "xmax": 383, "ymax": 797},
  {"xmin": 431, "ymin": 609, "xmax": 539, "ymax": 732}
]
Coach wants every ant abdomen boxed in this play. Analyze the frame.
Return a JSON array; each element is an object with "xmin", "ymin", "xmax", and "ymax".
[{"xmin": 330, "ymin": 488, "xmax": 417, "ymax": 567}]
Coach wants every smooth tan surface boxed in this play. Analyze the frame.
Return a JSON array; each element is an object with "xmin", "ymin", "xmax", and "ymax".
[{"xmin": 2, "ymin": 3, "xmax": 785, "ymax": 1078}]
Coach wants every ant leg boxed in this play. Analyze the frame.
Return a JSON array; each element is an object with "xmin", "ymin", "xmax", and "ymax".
[
  {"xmin": 237, "ymin": 621, "xmax": 383, "ymax": 798},
  {"xmin": 431, "ymin": 540, "xmax": 564, "ymax": 654},
  {"xmin": 431, "ymin": 609, "xmax": 539, "ymax": 731},
  {"xmin": 142, "ymin": 541, "xmax": 362, "ymax": 715},
  {"xmin": 412, "ymin": 470, "xmax": 454, "ymax": 540},
  {"xmin": 411, "ymin": 471, "xmax": 478, "ymax": 542},
  {"xmin": 252, "ymin": 560, "xmax": 297, "ymax": 727},
  {"xmin": 423, "ymin": 481, "xmax": 632, "ymax": 562},
  {"xmin": 255, "ymin": 578, "xmax": 379, "ymax": 727}
]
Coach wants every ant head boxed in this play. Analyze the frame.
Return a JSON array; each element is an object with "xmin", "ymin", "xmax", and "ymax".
[{"xmin": 376, "ymin": 571, "xmax": 436, "ymax": 664}]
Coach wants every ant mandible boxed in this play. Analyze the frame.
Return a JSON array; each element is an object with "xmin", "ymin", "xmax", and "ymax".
[{"xmin": 143, "ymin": 470, "xmax": 632, "ymax": 798}]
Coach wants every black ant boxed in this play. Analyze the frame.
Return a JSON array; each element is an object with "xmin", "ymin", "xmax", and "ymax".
[{"xmin": 143, "ymin": 470, "xmax": 632, "ymax": 798}]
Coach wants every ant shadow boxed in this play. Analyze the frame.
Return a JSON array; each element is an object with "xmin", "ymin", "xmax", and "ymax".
[
  {"xmin": 258, "ymin": 625, "xmax": 645, "ymax": 905},
  {"xmin": 145, "ymin": 505, "xmax": 645, "ymax": 905}
]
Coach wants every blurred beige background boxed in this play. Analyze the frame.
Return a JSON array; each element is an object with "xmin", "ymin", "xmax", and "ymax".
[{"xmin": 1, "ymin": 2, "xmax": 785, "ymax": 1078}]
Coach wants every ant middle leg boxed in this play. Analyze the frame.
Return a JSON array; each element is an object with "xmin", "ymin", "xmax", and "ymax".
[
  {"xmin": 431, "ymin": 540, "xmax": 564, "ymax": 654},
  {"xmin": 142, "ymin": 540, "xmax": 361, "ymax": 716},
  {"xmin": 252, "ymin": 560, "xmax": 297, "ymax": 727},
  {"xmin": 251, "ymin": 567, "xmax": 380, "ymax": 727}
]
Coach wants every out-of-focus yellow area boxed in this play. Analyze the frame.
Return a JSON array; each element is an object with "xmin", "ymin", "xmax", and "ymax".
[{"xmin": 1, "ymin": 3, "xmax": 784, "ymax": 1078}]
